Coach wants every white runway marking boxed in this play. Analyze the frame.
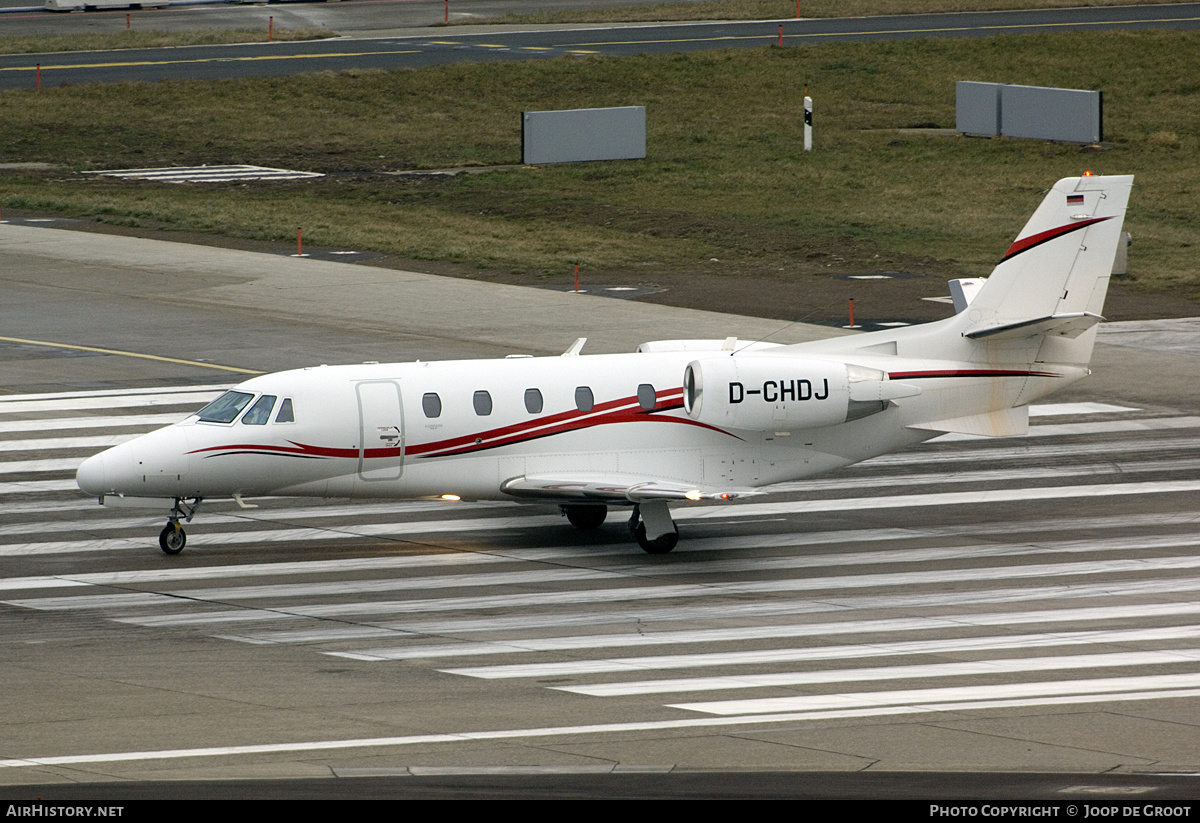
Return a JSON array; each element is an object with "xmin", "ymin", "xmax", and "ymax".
[
  {"xmin": 149, "ymin": 576, "xmax": 1200, "ymax": 631},
  {"xmin": 561, "ymin": 649, "xmax": 1200, "ymax": 696},
  {"xmin": 0, "ymin": 480, "xmax": 77, "ymax": 495},
  {"xmin": 0, "ymin": 458, "xmax": 85, "ymax": 476},
  {"xmin": 0, "ymin": 391, "xmax": 220, "ymax": 414},
  {"xmin": 0, "ymin": 412, "xmax": 186, "ymax": 434},
  {"xmin": 755, "ymin": 456, "xmax": 1200, "ymax": 493},
  {"xmin": 443, "ymin": 626, "xmax": 1200, "ymax": 680},
  {"xmin": 861, "ymin": 434, "xmax": 1200, "ymax": 467},
  {"xmin": 677, "ymin": 480, "xmax": 1200, "ymax": 522},
  {"xmin": 0, "ymin": 385, "xmax": 226, "ymax": 402},
  {"xmin": 5, "ymin": 480, "xmax": 1200, "ymax": 555},
  {"xmin": 670, "ymin": 673, "xmax": 1200, "ymax": 716},
  {"xmin": 85, "ymin": 165, "xmax": 323, "ymax": 183},
  {"xmin": 216, "ymin": 583, "xmax": 1200, "ymax": 646},
  {"xmin": 1028, "ymin": 403, "xmax": 1138, "ymax": 416},
  {"xmin": 1, "ymin": 433, "xmax": 139, "ymax": 453},
  {"xmin": 6, "ymin": 529, "xmax": 1178, "ymax": 603},
  {"xmin": 8, "ymin": 685, "xmax": 1200, "ymax": 771},
  {"xmin": 332, "ymin": 602, "xmax": 1200, "ymax": 662},
  {"xmin": 931, "ymin": 415, "xmax": 1200, "ymax": 441}
]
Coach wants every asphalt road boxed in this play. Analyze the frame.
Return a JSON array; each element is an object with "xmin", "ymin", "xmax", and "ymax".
[
  {"xmin": 1, "ymin": 3, "xmax": 1199, "ymax": 88},
  {"xmin": 1, "ymin": 221, "xmax": 1199, "ymax": 799}
]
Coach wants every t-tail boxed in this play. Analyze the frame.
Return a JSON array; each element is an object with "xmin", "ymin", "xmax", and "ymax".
[
  {"xmin": 954, "ymin": 174, "xmax": 1134, "ymax": 367},
  {"xmin": 790, "ymin": 174, "xmax": 1133, "ymax": 439}
]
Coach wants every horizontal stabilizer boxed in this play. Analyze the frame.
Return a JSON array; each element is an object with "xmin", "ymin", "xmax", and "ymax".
[
  {"xmin": 908, "ymin": 405, "xmax": 1029, "ymax": 437},
  {"xmin": 965, "ymin": 312, "xmax": 1103, "ymax": 341},
  {"xmin": 501, "ymin": 475, "xmax": 749, "ymax": 503}
]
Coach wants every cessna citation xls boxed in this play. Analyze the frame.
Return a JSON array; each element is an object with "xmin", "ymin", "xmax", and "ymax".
[{"xmin": 77, "ymin": 174, "xmax": 1133, "ymax": 554}]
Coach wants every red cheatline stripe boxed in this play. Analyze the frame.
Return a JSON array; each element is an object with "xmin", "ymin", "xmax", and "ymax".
[
  {"xmin": 185, "ymin": 388, "xmax": 738, "ymax": 462},
  {"xmin": 408, "ymin": 388, "xmax": 684, "ymax": 458},
  {"xmin": 888, "ymin": 369, "xmax": 1061, "ymax": 379},
  {"xmin": 415, "ymin": 404, "xmax": 736, "ymax": 459},
  {"xmin": 1000, "ymin": 216, "xmax": 1111, "ymax": 263},
  {"xmin": 189, "ymin": 441, "xmax": 356, "ymax": 459}
]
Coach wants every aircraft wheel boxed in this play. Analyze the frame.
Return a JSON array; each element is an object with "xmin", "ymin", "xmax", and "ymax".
[
  {"xmin": 634, "ymin": 523, "xmax": 678, "ymax": 554},
  {"xmin": 159, "ymin": 524, "xmax": 186, "ymax": 555},
  {"xmin": 565, "ymin": 505, "xmax": 607, "ymax": 530}
]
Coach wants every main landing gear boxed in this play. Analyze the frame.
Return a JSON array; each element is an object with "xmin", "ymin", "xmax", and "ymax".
[
  {"xmin": 562, "ymin": 501, "xmax": 679, "ymax": 553},
  {"xmin": 628, "ymin": 501, "xmax": 679, "ymax": 554},
  {"xmin": 159, "ymin": 497, "xmax": 201, "ymax": 555},
  {"xmin": 562, "ymin": 504, "xmax": 608, "ymax": 530}
]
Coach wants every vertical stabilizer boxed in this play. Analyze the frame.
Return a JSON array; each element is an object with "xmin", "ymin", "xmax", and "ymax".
[{"xmin": 961, "ymin": 175, "xmax": 1133, "ymax": 356}]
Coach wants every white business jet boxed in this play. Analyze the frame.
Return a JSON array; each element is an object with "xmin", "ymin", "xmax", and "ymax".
[{"xmin": 77, "ymin": 174, "xmax": 1133, "ymax": 554}]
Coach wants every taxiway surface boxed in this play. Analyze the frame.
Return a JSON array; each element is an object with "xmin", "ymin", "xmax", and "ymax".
[{"xmin": 2, "ymin": 4, "xmax": 1199, "ymax": 88}]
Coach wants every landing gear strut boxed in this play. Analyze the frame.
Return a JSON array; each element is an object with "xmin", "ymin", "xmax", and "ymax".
[
  {"xmin": 159, "ymin": 497, "xmax": 201, "ymax": 556},
  {"xmin": 563, "ymin": 504, "xmax": 608, "ymax": 530},
  {"xmin": 628, "ymin": 500, "xmax": 678, "ymax": 554}
]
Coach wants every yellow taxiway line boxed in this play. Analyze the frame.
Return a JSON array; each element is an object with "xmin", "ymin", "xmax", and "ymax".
[{"xmin": 0, "ymin": 335, "xmax": 264, "ymax": 375}]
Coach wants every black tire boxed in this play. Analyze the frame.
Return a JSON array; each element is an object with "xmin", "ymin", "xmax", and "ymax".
[
  {"xmin": 565, "ymin": 505, "xmax": 607, "ymax": 530},
  {"xmin": 159, "ymin": 524, "xmax": 186, "ymax": 555},
  {"xmin": 634, "ymin": 522, "xmax": 678, "ymax": 554}
]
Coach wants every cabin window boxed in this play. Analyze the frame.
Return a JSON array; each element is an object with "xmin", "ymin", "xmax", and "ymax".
[
  {"xmin": 524, "ymin": 388, "xmax": 543, "ymax": 414},
  {"xmin": 241, "ymin": 394, "xmax": 277, "ymax": 425},
  {"xmin": 274, "ymin": 398, "xmax": 295, "ymax": 424},
  {"xmin": 575, "ymin": 386, "xmax": 594, "ymax": 413},
  {"xmin": 196, "ymin": 390, "xmax": 254, "ymax": 424},
  {"xmin": 473, "ymin": 390, "xmax": 493, "ymax": 416},
  {"xmin": 422, "ymin": 392, "xmax": 442, "ymax": 419},
  {"xmin": 637, "ymin": 383, "xmax": 657, "ymax": 411}
]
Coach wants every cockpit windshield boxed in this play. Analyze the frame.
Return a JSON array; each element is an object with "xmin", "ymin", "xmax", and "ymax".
[
  {"xmin": 196, "ymin": 390, "xmax": 255, "ymax": 424},
  {"xmin": 241, "ymin": 394, "xmax": 277, "ymax": 425}
]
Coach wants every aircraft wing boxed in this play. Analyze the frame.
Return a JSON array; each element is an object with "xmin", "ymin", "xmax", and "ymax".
[{"xmin": 500, "ymin": 474, "xmax": 753, "ymax": 504}]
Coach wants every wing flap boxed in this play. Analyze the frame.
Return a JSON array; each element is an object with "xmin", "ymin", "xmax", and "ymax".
[{"xmin": 500, "ymin": 474, "xmax": 750, "ymax": 503}]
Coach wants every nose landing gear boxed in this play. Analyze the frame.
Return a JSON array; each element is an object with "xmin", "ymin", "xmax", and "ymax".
[
  {"xmin": 159, "ymin": 497, "xmax": 201, "ymax": 555},
  {"xmin": 159, "ymin": 522, "xmax": 186, "ymax": 555}
]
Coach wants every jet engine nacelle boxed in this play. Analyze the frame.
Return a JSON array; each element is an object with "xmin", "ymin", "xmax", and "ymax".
[
  {"xmin": 683, "ymin": 356, "xmax": 853, "ymax": 431},
  {"xmin": 683, "ymin": 356, "xmax": 919, "ymax": 432}
]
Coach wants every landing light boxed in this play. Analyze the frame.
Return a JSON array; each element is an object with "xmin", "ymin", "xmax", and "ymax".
[
  {"xmin": 685, "ymin": 490, "xmax": 703, "ymax": 501},
  {"xmin": 440, "ymin": 494, "xmax": 461, "ymax": 501}
]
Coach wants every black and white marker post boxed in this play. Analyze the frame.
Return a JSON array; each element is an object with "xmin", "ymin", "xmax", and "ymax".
[{"xmin": 804, "ymin": 84, "xmax": 813, "ymax": 152}]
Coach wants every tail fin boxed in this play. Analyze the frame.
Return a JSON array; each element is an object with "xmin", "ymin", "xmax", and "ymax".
[{"xmin": 960, "ymin": 174, "xmax": 1133, "ymax": 364}]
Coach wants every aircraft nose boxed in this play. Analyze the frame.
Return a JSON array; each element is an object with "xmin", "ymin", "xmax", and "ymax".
[
  {"xmin": 76, "ymin": 439, "xmax": 140, "ymax": 496},
  {"xmin": 76, "ymin": 429, "xmax": 192, "ymax": 498},
  {"xmin": 76, "ymin": 451, "xmax": 109, "ymax": 496}
]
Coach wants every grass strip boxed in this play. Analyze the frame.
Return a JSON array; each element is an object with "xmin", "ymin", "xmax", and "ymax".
[
  {"xmin": 472, "ymin": 0, "xmax": 1185, "ymax": 25},
  {"xmin": 0, "ymin": 30, "xmax": 1196, "ymax": 298}
]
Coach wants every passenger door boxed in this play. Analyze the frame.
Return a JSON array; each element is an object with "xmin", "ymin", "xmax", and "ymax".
[{"xmin": 356, "ymin": 380, "xmax": 404, "ymax": 481}]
